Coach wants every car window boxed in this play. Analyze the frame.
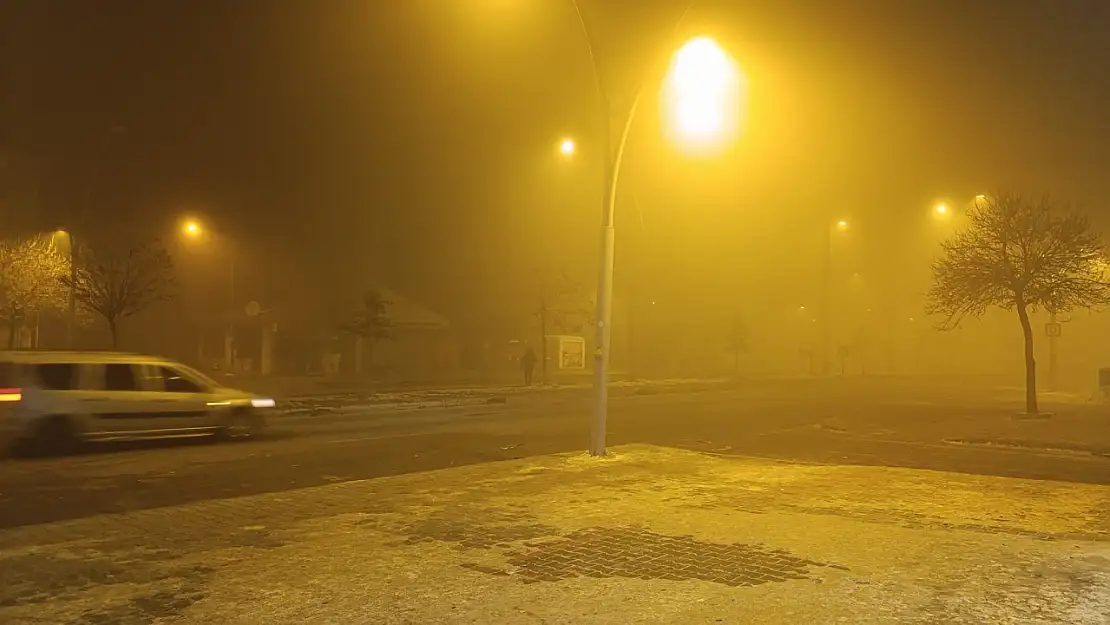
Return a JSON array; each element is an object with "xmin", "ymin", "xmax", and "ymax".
[
  {"xmin": 104, "ymin": 364, "xmax": 139, "ymax": 391},
  {"xmin": 158, "ymin": 366, "xmax": 204, "ymax": 393},
  {"xmin": 136, "ymin": 366, "xmax": 164, "ymax": 391},
  {"xmin": 73, "ymin": 364, "xmax": 102, "ymax": 391},
  {"xmin": 173, "ymin": 363, "xmax": 222, "ymax": 389},
  {"xmin": 34, "ymin": 363, "xmax": 76, "ymax": 391}
]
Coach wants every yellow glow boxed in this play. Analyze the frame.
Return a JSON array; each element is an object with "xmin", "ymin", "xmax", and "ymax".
[
  {"xmin": 661, "ymin": 36, "xmax": 743, "ymax": 153},
  {"xmin": 183, "ymin": 221, "xmax": 201, "ymax": 236},
  {"xmin": 836, "ymin": 220, "xmax": 849, "ymax": 230},
  {"xmin": 935, "ymin": 204, "xmax": 947, "ymax": 215},
  {"xmin": 975, "ymin": 194, "xmax": 986, "ymax": 200},
  {"xmin": 558, "ymin": 138, "xmax": 576, "ymax": 157}
]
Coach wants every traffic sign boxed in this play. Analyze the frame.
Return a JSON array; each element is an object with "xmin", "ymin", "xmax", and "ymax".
[{"xmin": 1045, "ymin": 322, "xmax": 1062, "ymax": 338}]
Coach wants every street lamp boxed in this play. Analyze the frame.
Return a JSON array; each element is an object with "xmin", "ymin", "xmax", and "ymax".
[
  {"xmin": 934, "ymin": 203, "xmax": 947, "ymax": 216},
  {"xmin": 179, "ymin": 217, "xmax": 237, "ymax": 371},
  {"xmin": 574, "ymin": 26, "xmax": 740, "ymax": 455},
  {"xmin": 558, "ymin": 138, "xmax": 577, "ymax": 157},
  {"xmin": 821, "ymin": 219, "xmax": 849, "ymax": 376},
  {"xmin": 661, "ymin": 36, "xmax": 743, "ymax": 153}
]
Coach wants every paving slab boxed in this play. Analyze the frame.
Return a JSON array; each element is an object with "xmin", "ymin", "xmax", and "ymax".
[{"xmin": 1, "ymin": 445, "xmax": 1107, "ymax": 624}]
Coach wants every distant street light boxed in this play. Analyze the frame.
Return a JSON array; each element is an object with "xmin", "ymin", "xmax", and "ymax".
[
  {"xmin": 568, "ymin": 0, "xmax": 741, "ymax": 456},
  {"xmin": 558, "ymin": 138, "xmax": 576, "ymax": 157},
  {"xmin": 179, "ymin": 217, "xmax": 237, "ymax": 371},
  {"xmin": 821, "ymin": 218, "xmax": 850, "ymax": 376},
  {"xmin": 935, "ymin": 203, "xmax": 948, "ymax": 215}
]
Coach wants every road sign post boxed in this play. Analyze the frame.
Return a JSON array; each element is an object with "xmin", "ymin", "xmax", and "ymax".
[{"xmin": 1045, "ymin": 317, "xmax": 1061, "ymax": 390}]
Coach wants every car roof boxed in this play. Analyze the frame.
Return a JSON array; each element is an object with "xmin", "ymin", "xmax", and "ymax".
[{"xmin": 0, "ymin": 350, "xmax": 178, "ymax": 366}]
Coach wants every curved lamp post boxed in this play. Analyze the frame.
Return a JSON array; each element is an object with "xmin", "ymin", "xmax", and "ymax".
[{"xmin": 570, "ymin": 1, "xmax": 742, "ymax": 455}]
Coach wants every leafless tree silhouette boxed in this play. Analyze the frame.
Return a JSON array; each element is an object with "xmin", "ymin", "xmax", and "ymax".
[{"xmin": 927, "ymin": 193, "xmax": 1110, "ymax": 414}]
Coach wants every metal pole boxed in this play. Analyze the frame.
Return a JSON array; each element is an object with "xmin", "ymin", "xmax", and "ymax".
[
  {"xmin": 572, "ymin": 0, "xmax": 690, "ymax": 457},
  {"xmin": 225, "ymin": 253, "xmax": 237, "ymax": 372},
  {"xmin": 66, "ymin": 233, "xmax": 76, "ymax": 348},
  {"xmin": 591, "ymin": 93, "xmax": 644, "ymax": 457},
  {"xmin": 820, "ymin": 223, "xmax": 831, "ymax": 376},
  {"xmin": 1048, "ymin": 311, "xmax": 1058, "ymax": 391}
]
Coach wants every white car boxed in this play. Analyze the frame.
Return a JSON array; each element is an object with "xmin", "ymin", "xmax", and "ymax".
[{"xmin": 0, "ymin": 351, "xmax": 276, "ymax": 455}]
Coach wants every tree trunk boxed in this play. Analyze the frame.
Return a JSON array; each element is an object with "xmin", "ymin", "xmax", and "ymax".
[
  {"xmin": 108, "ymin": 317, "xmax": 119, "ymax": 350},
  {"xmin": 7, "ymin": 312, "xmax": 16, "ymax": 349},
  {"xmin": 366, "ymin": 339, "xmax": 375, "ymax": 377},
  {"xmin": 1016, "ymin": 301, "xmax": 1039, "ymax": 414}
]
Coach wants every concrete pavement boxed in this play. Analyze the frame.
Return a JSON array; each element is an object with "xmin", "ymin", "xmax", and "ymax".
[
  {"xmin": 1, "ymin": 444, "xmax": 1107, "ymax": 623},
  {"xmin": 2, "ymin": 379, "xmax": 1110, "ymax": 623},
  {"xmin": 2, "ymin": 382, "xmax": 1110, "ymax": 530}
]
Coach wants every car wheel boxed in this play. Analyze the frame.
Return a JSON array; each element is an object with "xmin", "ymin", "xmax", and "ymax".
[
  {"xmin": 218, "ymin": 409, "xmax": 261, "ymax": 441},
  {"xmin": 23, "ymin": 416, "xmax": 80, "ymax": 457}
]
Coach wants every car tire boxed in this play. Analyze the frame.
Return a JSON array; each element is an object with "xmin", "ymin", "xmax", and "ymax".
[
  {"xmin": 217, "ymin": 409, "xmax": 262, "ymax": 442},
  {"xmin": 22, "ymin": 416, "xmax": 80, "ymax": 457}
]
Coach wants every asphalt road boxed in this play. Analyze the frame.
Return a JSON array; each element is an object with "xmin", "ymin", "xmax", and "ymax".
[{"xmin": 2, "ymin": 377, "xmax": 1108, "ymax": 530}]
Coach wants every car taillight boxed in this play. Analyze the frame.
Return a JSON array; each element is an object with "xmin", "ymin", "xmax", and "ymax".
[{"xmin": 0, "ymin": 388, "xmax": 22, "ymax": 402}]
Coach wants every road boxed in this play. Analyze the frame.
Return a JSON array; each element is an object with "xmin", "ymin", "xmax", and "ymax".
[{"xmin": 2, "ymin": 377, "xmax": 1108, "ymax": 530}]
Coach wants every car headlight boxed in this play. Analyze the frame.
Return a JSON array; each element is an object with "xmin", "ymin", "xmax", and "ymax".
[{"xmin": 251, "ymin": 398, "xmax": 276, "ymax": 408}]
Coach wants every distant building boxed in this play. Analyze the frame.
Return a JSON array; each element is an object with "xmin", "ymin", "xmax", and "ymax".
[{"xmin": 261, "ymin": 282, "xmax": 455, "ymax": 379}]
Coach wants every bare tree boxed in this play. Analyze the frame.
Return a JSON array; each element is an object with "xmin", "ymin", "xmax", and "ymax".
[
  {"xmin": 533, "ymin": 266, "xmax": 592, "ymax": 384},
  {"xmin": 339, "ymin": 289, "xmax": 394, "ymax": 371},
  {"xmin": 0, "ymin": 235, "xmax": 69, "ymax": 347},
  {"xmin": 63, "ymin": 238, "xmax": 176, "ymax": 349},
  {"xmin": 926, "ymin": 193, "xmax": 1110, "ymax": 414}
]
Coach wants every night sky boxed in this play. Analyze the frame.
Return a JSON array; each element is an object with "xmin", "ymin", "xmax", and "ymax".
[{"xmin": 4, "ymin": 0, "xmax": 1110, "ymax": 328}]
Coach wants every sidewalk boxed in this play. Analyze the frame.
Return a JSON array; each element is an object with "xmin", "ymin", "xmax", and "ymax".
[{"xmin": 2, "ymin": 445, "xmax": 1107, "ymax": 623}]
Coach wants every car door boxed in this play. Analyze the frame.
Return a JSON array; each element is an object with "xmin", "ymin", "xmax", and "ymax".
[
  {"xmin": 93, "ymin": 362, "xmax": 160, "ymax": 436},
  {"xmin": 145, "ymin": 364, "xmax": 216, "ymax": 433},
  {"xmin": 66, "ymin": 362, "xmax": 120, "ymax": 438}
]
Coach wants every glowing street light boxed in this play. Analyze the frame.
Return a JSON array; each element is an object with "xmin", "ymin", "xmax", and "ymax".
[
  {"xmin": 935, "ymin": 203, "xmax": 948, "ymax": 215},
  {"xmin": 836, "ymin": 220, "xmax": 849, "ymax": 230},
  {"xmin": 558, "ymin": 138, "xmax": 576, "ymax": 157},
  {"xmin": 183, "ymin": 221, "xmax": 201, "ymax": 237},
  {"xmin": 661, "ymin": 36, "xmax": 742, "ymax": 153}
]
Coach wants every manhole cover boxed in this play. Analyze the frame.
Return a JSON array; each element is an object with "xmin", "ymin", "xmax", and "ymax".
[{"xmin": 477, "ymin": 526, "xmax": 846, "ymax": 586}]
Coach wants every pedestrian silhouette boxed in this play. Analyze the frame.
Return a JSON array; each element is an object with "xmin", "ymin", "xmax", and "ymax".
[{"xmin": 521, "ymin": 347, "xmax": 537, "ymax": 386}]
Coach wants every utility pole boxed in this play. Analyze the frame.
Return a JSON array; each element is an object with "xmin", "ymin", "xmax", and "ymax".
[
  {"xmin": 820, "ymin": 219, "xmax": 848, "ymax": 376},
  {"xmin": 538, "ymin": 297, "xmax": 550, "ymax": 385},
  {"xmin": 820, "ymin": 223, "xmax": 832, "ymax": 376},
  {"xmin": 1048, "ymin": 311, "xmax": 1058, "ymax": 391},
  {"xmin": 225, "ymin": 255, "xmax": 237, "ymax": 372}
]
